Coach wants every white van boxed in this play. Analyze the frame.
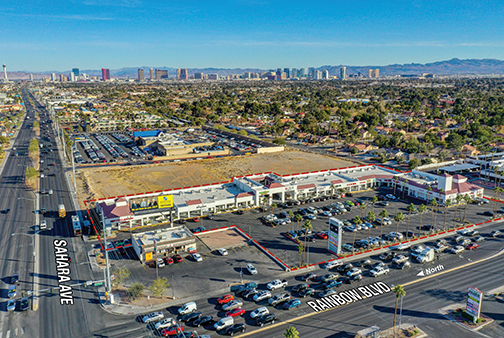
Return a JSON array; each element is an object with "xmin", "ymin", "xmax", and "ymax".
[
  {"xmin": 178, "ymin": 301, "xmax": 197, "ymax": 315},
  {"xmin": 214, "ymin": 316, "xmax": 234, "ymax": 330}
]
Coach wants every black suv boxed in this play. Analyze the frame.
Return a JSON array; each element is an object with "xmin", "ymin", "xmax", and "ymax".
[
  {"xmin": 225, "ymin": 323, "xmax": 247, "ymax": 336},
  {"xmin": 256, "ymin": 313, "xmax": 277, "ymax": 327}
]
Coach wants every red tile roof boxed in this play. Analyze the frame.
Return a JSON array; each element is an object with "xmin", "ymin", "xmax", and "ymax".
[
  {"xmin": 186, "ymin": 199, "xmax": 203, "ymax": 206},
  {"xmin": 331, "ymin": 180, "xmax": 343, "ymax": 185},
  {"xmin": 236, "ymin": 192, "xmax": 254, "ymax": 198},
  {"xmin": 267, "ymin": 182, "xmax": 284, "ymax": 188},
  {"xmin": 99, "ymin": 200, "xmax": 134, "ymax": 219},
  {"xmin": 297, "ymin": 183, "xmax": 316, "ymax": 190}
]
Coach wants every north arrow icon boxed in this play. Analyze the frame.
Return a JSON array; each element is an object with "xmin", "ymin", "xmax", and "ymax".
[{"xmin": 416, "ymin": 270, "xmax": 425, "ymax": 276}]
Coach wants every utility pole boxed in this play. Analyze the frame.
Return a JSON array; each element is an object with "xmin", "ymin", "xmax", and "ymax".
[{"xmin": 100, "ymin": 209, "xmax": 111, "ymax": 302}]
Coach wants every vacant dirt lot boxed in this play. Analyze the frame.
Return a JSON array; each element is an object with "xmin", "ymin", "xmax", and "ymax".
[{"xmin": 76, "ymin": 150, "xmax": 357, "ymax": 205}]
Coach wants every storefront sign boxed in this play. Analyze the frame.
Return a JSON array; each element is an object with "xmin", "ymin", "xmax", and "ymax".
[
  {"xmin": 466, "ymin": 287, "xmax": 483, "ymax": 320},
  {"xmin": 158, "ymin": 195, "xmax": 174, "ymax": 208}
]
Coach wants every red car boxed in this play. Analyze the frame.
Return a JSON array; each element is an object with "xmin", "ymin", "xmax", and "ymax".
[
  {"xmin": 164, "ymin": 256, "xmax": 174, "ymax": 265},
  {"xmin": 161, "ymin": 325, "xmax": 183, "ymax": 336},
  {"xmin": 173, "ymin": 254, "xmax": 183, "ymax": 263},
  {"xmin": 217, "ymin": 294, "xmax": 234, "ymax": 305},
  {"xmin": 466, "ymin": 243, "xmax": 479, "ymax": 250},
  {"xmin": 317, "ymin": 232, "xmax": 328, "ymax": 240},
  {"xmin": 226, "ymin": 307, "xmax": 245, "ymax": 317},
  {"xmin": 193, "ymin": 217, "xmax": 200, "ymax": 222}
]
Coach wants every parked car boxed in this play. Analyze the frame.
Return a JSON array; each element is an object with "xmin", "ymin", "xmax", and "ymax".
[
  {"xmin": 267, "ymin": 279, "xmax": 288, "ymax": 290},
  {"xmin": 268, "ymin": 293, "xmax": 291, "ymax": 306},
  {"xmin": 246, "ymin": 263, "xmax": 258, "ymax": 275},
  {"xmin": 292, "ymin": 283, "xmax": 310, "ymax": 293},
  {"xmin": 155, "ymin": 318, "xmax": 177, "ymax": 330},
  {"xmin": 466, "ymin": 243, "xmax": 479, "ymax": 250},
  {"xmin": 250, "ymin": 307, "xmax": 269, "ymax": 319},
  {"xmin": 6, "ymin": 299, "xmax": 15, "ymax": 312},
  {"xmin": 356, "ymin": 259, "xmax": 372, "ymax": 267},
  {"xmin": 142, "ymin": 312, "xmax": 164, "ymax": 323},
  {"xmin": 298, "ymin": 288, "xmax": 315, "ymax": 298},
  {"xmin": 193, "ymin": 315, "xmax": 214, "ymax": 327},
  {"xmin": 242, "ymin": 289, "xmax": 259, "ymax": 300},
  {"xmin": 222, "ymin": 300, "xmax": 243, "ymax": 311},
  {"xmin": 490, "ymin": 230, "xmax": 501, "ymax": 237},
  {"xmin": 226, "ymin": 308, "xmax": 245, "ymax": 318},
  {"xmin": 179, "ymin": 311, "xmax": 202, "ymax": 322},
  {"xmin": 217, "ymin": 294, "xmax": 234, "ymax": 305},
  {"xmin": 451, "ymin": 245, "xmax": 465, "ymax": 254},
  {"xmin": 283, "ymin": 299, "xmax": 301, "ymax": 310},
  {"xmin": 344, "ymin": 274, "xmax": 363, "ymax": 284},
  {"xmin": 369, "ymin": 267, "xmax": 390, "ymax": 277},
  {"xmin": 225, "ymin": 323, "xmax": 247, "ymax": 336},
  {"xmin": 322, "ymin": 280, "xmax": 342, "ymax": 289},
  {"xmin": 301, "ymin": 272, "xmax": 318, "ymax": 281},
  {"xmin": 256, "ymin": 313, "xmax": 277, "ymax": 327},
  {"xmin": 173, "ymin": 254, "xmax": 184, "ymax": 263},
  {"xmin": 253, "ymin": 291, "xmax": 272, "ymax": 302},
  {"xmin": 218, "ymin": 248, "xmax": 229, "ymax": 256}
]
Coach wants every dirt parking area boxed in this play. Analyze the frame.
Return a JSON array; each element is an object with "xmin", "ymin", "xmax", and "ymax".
[
  {"xmin": 197, "ymin": 228, "xmax": 248, "ymax": 252},
  {"xmin": 75, "ymin": 150, "xmax": 356, "ymax": 206}
]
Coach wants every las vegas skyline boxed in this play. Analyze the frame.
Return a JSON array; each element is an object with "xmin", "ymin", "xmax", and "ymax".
[{"xmin": 2, "ymin": 0, "xmax": 504, "ymax": 71}]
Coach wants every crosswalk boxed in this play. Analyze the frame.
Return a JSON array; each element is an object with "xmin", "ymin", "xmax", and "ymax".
[{"xmin": 0, "ymin": 326, "xmax": 26, "ymax": 338}]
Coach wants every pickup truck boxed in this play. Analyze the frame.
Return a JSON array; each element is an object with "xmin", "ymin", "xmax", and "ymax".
[
  {"xmin": 268, "ymin": 293, "xmax": 291, "ymax": 306},
  {"xmin": 267, "ymin": 279, "xmax": 288, "ymax": 291},
  {"xmin": 370, "ymin": 266, "xmax": 390, "ymax": 277}
]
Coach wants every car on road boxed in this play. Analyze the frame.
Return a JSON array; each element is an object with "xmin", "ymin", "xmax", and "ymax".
[
  {"xmin": 301, "ymin": 272, "xmax": 318, "ymax": 281},
  {"xmin": 347, "ymin": 267, "xmax": 363, "ymax": 277},
  {"xmin": 7, "ymin": 299, "xmax": 15, "ymax": 312},
  {"xmin": 319, "ymin": 289, "xmax": 338, "ymax": 298},
  {"xmin": 222, "ymin": 300, "xmax": 243, "ymax": 311},
  {"xmin": 142, "ymin": 312, "xmax": 164, "ymax": 323},
  {"xmin": 466, "ymin": 243, "xmax": 479, "ymax": 250},
  {"xmin": 161, "ymin": 325, "xmax": 183, "ymax": 336},
  {"xmin": 217, "ymin": 294, "xmax": 235, "ymax": 305},
  {"xmin": 322, "ymin": 280, "xmax": 342, "ymax": 289},
  {"xmin": 225, "ymin": 323, "xmax": 247, "ymax": 336},
  {"xmin": 246, "ymin": 263, "xmax": 258, "ymax": 275},
  {"xmin": 250, "ymin": 307, "xmax": 269, "ymax": 319},
  {"xmin": 283, "ymin": 299, "xmax": 301, "ymax": 310},
  {"xmin": 292, "ymin": 283, "xmax": 310, "ymax": 293},
  {"xmin": 267, "ymin": 279, "xmax": 288, "ymax": 290},
  {"xmin": 490, "ymin": 230, "xmax": 501, "ymax": 237},
  {"xmin": 155, "ymin": 318, "xmax": 177, "ymax": 330},
  {"xmin": 369, "ymin": 267, "xmax": 390, "ymax": 277},
  {"xmin": 299, "ymin": 288, "xmax": 315, "ymax": 298},
  {"xmin": 179, "ymin": 311, "xmax": 202, "ymax": 322},
  {"xmin": 256, "ymin": 313, "xmax": 277, "ymax": 327},
  {"xmin": 226, "ymin": 308, "xmax": 245, "ymax": 318},
  {"xmin": 193, "ymin": 315, "xmax": 214, "ymax": 327},
  {"xmin": 11, "ymin": 274, "xmax": 19, "ymax": 284},
  {"xmin": 218, "ymin": 248, "xmax": 229, "ymax": 256},
  {"xmin": 253, "ymin": 291, "xmax": 272, "ymax": 302},
  {"xmin": 8, "ymin": 285, "xmax": 16, "ymax": 298},
  {"xmin": 451, "ymin": 245, "xmax": 465, "ymax": 254},
  {"xmin": 268, "ymin": 293, "xmax": 291, "ymax": 306},
  {"xmin": 19, "ymin": 297, "xmax": 30, "ymax": 311},
  {"xmin": 3, "ymin": 208, "xmax": 10, "ymax": 214}
]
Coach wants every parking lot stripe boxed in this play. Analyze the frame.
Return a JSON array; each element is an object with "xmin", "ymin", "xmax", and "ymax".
[{"xmin": 142, "ymin": 264, "xmax": 147, "ymax": 272}]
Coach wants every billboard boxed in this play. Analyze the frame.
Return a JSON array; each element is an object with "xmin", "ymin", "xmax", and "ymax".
[
  {"xmin": 130, "ymin": 195, "xmax": 173, "ymax": 211},
  {"xmin": 466, "ymin": 287, "xmax": 483, "ymax": 320},
  {"xmin": 328, "ymin": 217, "xmax": 343, "ymax": 255}
]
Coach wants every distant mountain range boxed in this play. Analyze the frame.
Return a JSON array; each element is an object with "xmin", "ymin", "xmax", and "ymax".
[{"xmin": 6, "ymin": 58, "xmax": 504, "ymax": 80}]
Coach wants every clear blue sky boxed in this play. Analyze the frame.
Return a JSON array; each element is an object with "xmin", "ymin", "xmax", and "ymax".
[{"xmin": 3, "ymin": 0, "xmax": 504, "ymax": 72}]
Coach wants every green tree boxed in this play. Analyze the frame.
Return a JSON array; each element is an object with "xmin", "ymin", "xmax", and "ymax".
[
  {"xmin": 0, "ymin": 136, "xmax": 9, "ymax": 144},
  {"xmin": 417, "ymin": 204, "xmax": 427, "ymax": 237},
  {"xmin": 297, "ymin": 243, "xmax": 304, "ymax": 267},
  {"xmin": 408, "ymin": 158, "xmax": 419, "ymax": 169},
  {"xmin": 371, "ymin": 196, "xmax": 378, "ymax": 210},
  {"xmin": 284, "ymin": 326, "xmax": 300, "ymax": 338},
  {"xmin": 272, "ymin": 137, "xmax": 286, "ymax": 145},
  {"xmin": 271, "ymin": 202, "xmax": 278, "ymax": 213},
  {"xmin": 379, "ymin": 209, "xmax": 388, "ymax": 247},
  {"xmin": 352, "ymin": 216, "xmax": 362, "ymax": 253},
  {"xmin": 394, "ymin": 212, "xmax": 405, "ymax": 239},
  {"xmin": 406, "ymin": 203, "xmax": 416, "ymax": 239},
  {"xmin": 303, "ymin": 220, "xmax": 313, "ymax": 264},
  {"xmin": 112, "ymin": 267, "xmax": 131, "ymax": 286},
  {"xmin": 392, "ymin": 285, "xmax": 407, "ymax": 332},
  {"xmin": 127, "ymin": 283, "xmax": 145, "ymax": 301},
  {"xmin": 149, "ymin": 277, "xmax": 170, "ymax": 297},
  {"xmin": 359, "ymin": 203, "xmax": 366, "ymax": 217},
  {"xmin": 494, "ymin": 187, "xmax": 504, "ymax": 214},
  {"xmin": 288, "ymin": 210, "xmax": 295, "ymax": 231},
  {"xmin": 294, "ymin": 214, "xmax": 303, "ymax": 232},
  {"xmin": 367, "ymin": 211, "xmax": 376, "ymax": 241},
  {"xmin": 25, "ymin": 167, "xmax": 38, "ymax": 180}
]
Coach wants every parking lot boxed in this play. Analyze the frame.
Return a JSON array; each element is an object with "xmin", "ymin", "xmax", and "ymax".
[{"xmin": 180, "ymin": 187, "xmax": 501, "ymax": 269}]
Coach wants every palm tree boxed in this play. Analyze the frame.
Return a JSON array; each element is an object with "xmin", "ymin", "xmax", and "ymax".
[
  {"xmin": 429, "ymin": 199, "xmax": 438, "ymax": 226},
  {"xmin": 393, "ymin": 177, "xmax": 399, "ymax": 195},
  {"xmin": 401, "ymin": 177, "xmax": 408, "ymax": 199},
  {"xmin": 271, "ymin": 202, "xmax": 277, "ymax": 213},
  {"xmin": 392, "ymin": 285, "xmax": 407, "ymax": 332},
  {"xmin": 287, "ymin": 210, "xmax": 294, "ymax": 231},
  {"xmin": 455, "ymin": 194, "xmax": 463, "ymax": 223},
  {"xmin": 379, "ymin": 209, "xmax": 388, "ymax": 247},
  {"xmin": 367, "ymin": 211, "xmax": 376, "ymax": 241},
  {"xmin": 417, "ymin": 204, "xmax": 427, "ymax": 237},
  {"xmin": 371, "ymin": 196, "xmax": 378, "ymax": 210},
  {"xmin": 261, "ymin": 196, "xmax": 269, "ymax": 217},
  {"xmin": 462, "ymin": 195, "xmax": 471, "ymax": 222},
  {"xmin": 330, "ymin": 184, "xmax": 336, "ymax": 198},
  {"xmin": 443, "ymin": 200, "xmax": 451, "ymax": 231},
  {"xmin": 294, "ymin": 214, "xmax": 303, "ymax": 232},
  {"xmin": 359, "ymin": 203, "xmax": 366, "ymax": 217},
  {"xmin": 494, "ymin": 187, "xmax": 504, "ymax": 214},
  {"xmin": 303, "ymin": 220, "xmax": 312, "ymax": 264},
  {"xmin": 394, "ymin": 212, "xmax": 405, "ymax": 240},
  {"xmin": 352, "ymin": 216, "xmax": 362, "ymax": 254},
  {"xmin": 297, "ymin": 243, "xmax": 304, "ymax": 267},
  {"xmin": 406, "ymin": 203, "xmax": 416, "ymax": 240},
  {"xmin": 284, "ymin": 326, "xmax": 300, "ymax": 338}
]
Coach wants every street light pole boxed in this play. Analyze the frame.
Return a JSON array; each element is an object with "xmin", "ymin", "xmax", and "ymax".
[
  {"xmin": 99, "ymin": 209, "xmax": 112, "ymax": 302},
  {"xmin": 79, "ymin": 261, "xmax": 106, "ymax": 289}
]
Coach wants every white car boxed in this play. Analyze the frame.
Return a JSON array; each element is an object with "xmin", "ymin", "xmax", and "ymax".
[
  {"xmin": 346, "ymin": 267, "xmax": 362, "ymax": 277},
  {"xmin": 307, "ymin": 207, "xmax": 318, "ymax": 214},
  {"xmin": 192, "ymin": 253, "xmax": 203, "ymax": 262},
  {"xmin": 451, "ymin": 245, "xmax": 465, "ymax": 254},
  {"xmin": 370, "ymin": 267, "xmax": 390, "ymax": 277},
  {"xmin": 40, "ymin": 220, "xmax": 47, "ymax": 229},
  {"xmin": 218, "ymin": 248, "xmax": 229, "ymax": 256},
  {"xmin": 392, "ymin": 255, "xmax": 409, "ymax": 264},
  {"xmin": 155, "ymin": 318, "xmax": 176, "ymax": 330},
  {"xmin": 267, "ymin": 279, "xmax": 288, "ymax": 290},
  {"xmin": 253, "ymin": 291, "xmax": 272, "ymax": 302},
  {"xmin": 250, "ymin": 307, "xmax": 269, "ymax": 319},
  {"xmin": 222, "ymin": 300, "xmax": 243, "ymax": 311},
  {"xmin": 325, "ymin": 260, "xmax": 342, "ymax": 270},
  {"xmin": 246, "ymin": 263, "xmax": 258, "ymax": 275},
  {"xmin": 142, "ymin": 312, "xmax": 164, "ymax": 323}
]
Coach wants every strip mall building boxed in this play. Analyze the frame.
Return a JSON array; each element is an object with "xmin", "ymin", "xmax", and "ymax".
[{"xmin": 94, "ymin": 164, "xmax": 484, "ymax": 231}]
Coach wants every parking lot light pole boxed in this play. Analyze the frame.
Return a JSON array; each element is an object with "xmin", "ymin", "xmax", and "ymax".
[{"xmin": 171, "ymin": 275, "xmax": 174, "ymax": 300}]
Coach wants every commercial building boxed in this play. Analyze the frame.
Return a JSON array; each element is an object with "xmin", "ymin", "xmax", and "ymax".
[
  {"xmin": 156, "ymin": 69, "xmax": 168, "ymax": 80},
  {"xmin": 194, "ymin": 72, "xmax": 204, "ymax": 80},
  {"xmin": 340, "ymin": 67, "xmax": 347, "ymax": 80},
  {"xmin": 138, "ymin": 69, "xmax": 144, "ymax": 81},
  {"xmin": 101, "ymin": 68, "xmax": 110, "ymax": 81},
  {"xmin": 92, "ymin": 164, "xmax": 482, "ymax": 233},
  {"xmin": 149, "ymin": 68, "xmax": 154, "ymax": 80},
  {"xmin": 72, "ymin": 68, "xmax": 79, "ymax": 78},
  {"xmin": 131, "ymin": 227, "xmax": 196, "ymax": 263}
]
